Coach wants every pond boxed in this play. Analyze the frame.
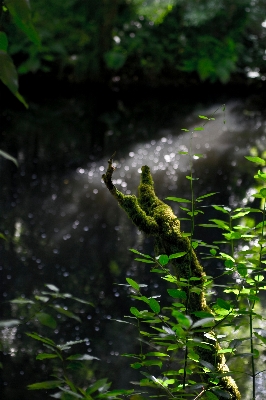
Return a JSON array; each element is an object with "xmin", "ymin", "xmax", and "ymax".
[{"xmin": 1, "ymin": 86, "xmax": 266, "ymax": 399}]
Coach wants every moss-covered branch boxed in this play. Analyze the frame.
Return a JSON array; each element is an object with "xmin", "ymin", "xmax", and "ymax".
[{"xmin": 102, "ymin": 159, "xmax": 241, "ymax": 400}]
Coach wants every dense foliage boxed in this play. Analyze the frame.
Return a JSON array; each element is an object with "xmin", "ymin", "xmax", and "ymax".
[{"xmin": 1, "ymin": 0, "xmax": 266, "ymax": 92}]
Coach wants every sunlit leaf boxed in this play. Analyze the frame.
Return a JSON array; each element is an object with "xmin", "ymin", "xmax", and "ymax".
[
  {"xmin": 0, "ymin": 319, "xmax": 20, "ymax": 328},
  {"xmin": 129, "ymin": 248, "xmax": 153, "ymax": 258},
  {"xmin": 217, "ymin": 348, "xmax": 234, "ymax": 354},
  {"xmin": 219, "ymin": 252, "xmax": 235, "ymax": 262},
  {"xmin": 126, "ymin": 277, "xmax": 140, "ymax": 291},
  {"xmin": 67, "ymin": 354, "xmax": 100, "ymax": 361},
  {"xmin": 146, "ymin": 352, "xmax": 168, "ymax": 357},
  {"xmin": 45, "ymin": 284, "xmax": 59, "ymax": 292},
  {"xmin": 130, "ymin": 307, "xmax": 141, "ymax": 317},
  {"xmin": 212, "ymin": 205, "xmax": 231, "ymax": 213},
  {"xmin": 10, "ymin": 298, "xmax": 34, "ymax": 304},
  {"xmin": 58, "ymin": 340, "xmax": 85, "ymax": 351},
  {"xmin": 196, "ymin": 192, "xmax": 218, "ymax": 201},
  {"xmin": 157, "ymin": 254, "xmax": 169, "ymax": 266},
  {"xmin": 210, "ymin": 219, "xmax": 230, "ymax": 230},
  {"xmin": 198, "ymin": 115, "xmax": 209, "ymax": 119},
  {"xmin": 28, "ymin": 380, "xmax": 62, "ymax": 390},
  {"xmin": 165, "ymin": 196, "xmax": 191, "ymax": 203},
  {"xmin": 245, "ymin": 156, "xmax": 265, "ymax": 165},
  {"xmin": 0, "ymin": 149, "xmax": 18, "ymax": 167}
]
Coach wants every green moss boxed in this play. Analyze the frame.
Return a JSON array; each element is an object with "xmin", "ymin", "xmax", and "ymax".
[{"xmin": 102, "ymin": 162, "xmax": 241, "ymax": 400}]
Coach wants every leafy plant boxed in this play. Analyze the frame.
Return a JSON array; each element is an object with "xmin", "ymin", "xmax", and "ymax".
[
  {"xmin": 0, "ymin": 0, "xmax": 40, "ymax": 107},
  {"xmin": 1, "ymin": 284, "xmax": 133, "ymax": 399},
  {"xmin": 101, "ymin": 110, "xmax": 266, "ymax": 399}
]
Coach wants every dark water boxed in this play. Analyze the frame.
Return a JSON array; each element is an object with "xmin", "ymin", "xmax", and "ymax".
[{"xmin": 1, "ymin": 89, "xmax": 266, "ymax": 399}]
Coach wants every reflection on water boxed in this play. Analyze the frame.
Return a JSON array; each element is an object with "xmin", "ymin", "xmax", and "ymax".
[{"xmin": 1, "ymin": 96, "xmax": 266, "ymax": 399}]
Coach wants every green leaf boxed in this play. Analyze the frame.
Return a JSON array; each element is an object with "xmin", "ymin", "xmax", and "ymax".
[
  {"xmin": 0, "ymin": 32, "xmax": 8, "ymax": 51},
  {"xmin": 36, "ymin": 353, "xmax": 58, "ymax": 360},
  {"xmin": 130, "ymin": 362, "xmax": 142, "ymax": 369},
  {"xmin": 186, "ymin": 175, "xmax": 199, "ymax": 181},
  {"xmin": 193, "ymin": 153, "xmax": 204, "ymax": 158},
  {"xmin": 126, "ymin": 278, "xmax": 140, "ymax": 291},
  {"xmin": 165, "ymin": 197, "xmax": 191, "ymax": 203},
  {"xmin": 216, "ymin": 298, "xmax": 231, "ymax": 310},
  {"xmin": 194, "ymin": 127, "xmax": 204, "ymax": 131},
  {"xmin": 223, "ymin": 231, "xmax": 242, "ymax": 240},
  {"xmin": 146, "ymin": 352, "xmax": 168, "ymax": 357},
  {"xmin": 130, "ymin": 307, "xmax": 141, "ymax": 317},
  {"xmin": 217, "ymin": 348, "xmax": 234, "ymax": 354},
  {"xmin": 169, "ymin": 252, "xmax": 187, "ymax": 259},
  {"xmin": 135, "ymin": 258, "xmax": 155, "ymax": 263},
  {"xmin": 149, "ymin": 298, "xmax": 160, "ymax": 313},
  {"xmin": 212, "ymin": 205, "xmax": 231, "ymax": 214},
  {"xmin": 35, "ymin": 295, "xmax": 49, "ymax": 303},
  {"xmin": 237, "ymin": 263, "xmax": 247, "ymax": 277},
  {"xmin": 36, "ymin": 312, "xmax": 57, "ymax": 329},
  {"xmin": 10, "ymin": 298, "xmax": 34, "ymax": 304},
  {"xmin": 254, "ymin": 274, "xmax": 264, "ymax": 282},
  {"xmin": 167, "ymin": 289, "xmax": 186, "ymax": 299},
  {"xmin": 5, "ymin": 0, "xmax": 41, "ymax": 45},
  {"xmin": 193, "ymin": 311, "xmax": 213, "ymax": 318},
  {"xmin": 28, "ymin": 380, "xmax": 62, "ymax": 390},
  {"xmin": 198, "ymin": 115, "xmax": 209, "ymax": 119},
  {"xmin": 129, "ymin": 248, "xmax": 153, "ymax": 258},
  {"xmin": 157, "ymin": 254, "xmax": 169, "ymax": 266},
  {"xmin": 0, "ymin": 50, "xmax": 18, "ymax": 93},
  {"xmin": 172, "ymin": 311, "xmax": 192, "ymax": 328},
  {"xmin": 254, "ymin": 332, "xmax": 266, "ymax": 345},
  {"xmin": 196, "ymin": 192, "xmax": 218, "ymax": 201},
  {"xmin": 219, "ymin": 252, "xmax": 235, "ymax": 262},
  {"xmin": 260, "ymin": 188, "xmax": 266, "ymax": 198},
  {"xmin": 210, "ymin": 219, "xmax": 230, "ymax": 230},
  {"xmin": 255, "ymin": 170, "xmax": 266, "ymax": 181},
  {"xmin": 26, "ymin": 332, "xmax": 56, "ymax": 346},
  {"xmin": 245, "ymin": 156, "xmax": 265, "ymax": 165},
  {"xmin": 0, "ymin": 51, "xmax": 27, "ymax": 107},
  {"xmin": 0, "ymin": 232, "xmax": 6, "ymax": 240}
]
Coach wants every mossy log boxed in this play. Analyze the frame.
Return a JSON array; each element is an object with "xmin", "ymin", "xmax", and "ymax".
[{"xmin": 102, "ymin": 159, "xmax": 241, "ymax": 400}]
